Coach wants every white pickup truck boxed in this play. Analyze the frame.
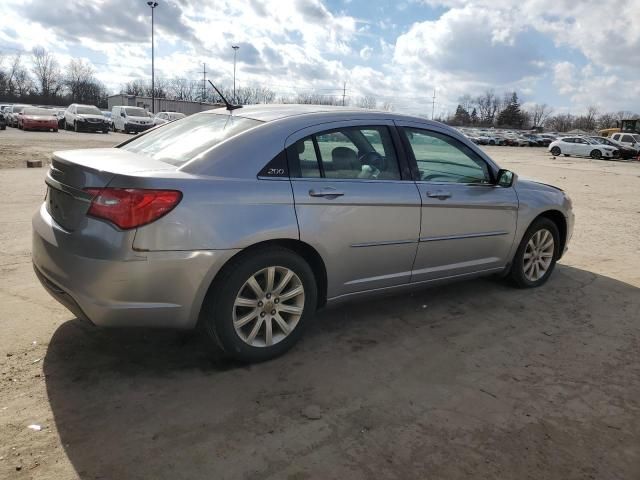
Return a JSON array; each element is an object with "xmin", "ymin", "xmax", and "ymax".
[{"xmin": 611, "ymin": 132, "xmax": 640, "ymax": 151}]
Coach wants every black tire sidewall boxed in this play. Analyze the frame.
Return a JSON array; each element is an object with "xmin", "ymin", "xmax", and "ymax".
[
  {"xmin": 202, "ymin": 248, "xmax": 317, "ymax": 362},
  {"xmin": 510, "ymin": 218, "xmax": 560, "ymax": 288}
]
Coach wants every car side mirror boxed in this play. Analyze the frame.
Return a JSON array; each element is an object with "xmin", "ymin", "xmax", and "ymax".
[
  {"xmin": 496, "ymin": 169, "xmax": 515, "ymax": 187},
  {"xmin": 120, "ymin": 112, "xmax": 125, "ymax": 117}
]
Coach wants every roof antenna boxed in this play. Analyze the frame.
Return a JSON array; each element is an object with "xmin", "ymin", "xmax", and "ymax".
[{"xmin": 207, "ymin": 80, "xmax": 242, "ymax": 111}]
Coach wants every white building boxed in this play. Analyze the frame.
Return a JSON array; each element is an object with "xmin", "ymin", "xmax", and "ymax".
[{"xmin": 107, "ymin": 95, "xmax": 223, "ymax": 116}]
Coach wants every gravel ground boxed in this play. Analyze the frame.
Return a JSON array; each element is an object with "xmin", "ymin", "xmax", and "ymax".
[
  {"xmin": 0, "ymin": 131, "xmax": 639, "ymax": 479},
  {"xmin": 0, "ymin": 127, "xmax": 130, "ymax": 168}
]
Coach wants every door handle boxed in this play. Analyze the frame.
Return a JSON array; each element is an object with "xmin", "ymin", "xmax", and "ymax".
[
  {"xmin": 309, "ymin": 187, "xmax": 345, "ymax": 198},
  {"xmin": 426, "ymin": 190, "xmax": 452, "ymax": 200}
]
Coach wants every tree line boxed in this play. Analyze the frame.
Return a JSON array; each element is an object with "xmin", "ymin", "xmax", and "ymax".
[
  {"xmin": 0, "ymin": 49, "xmax": 108, "ymax": 108},
  {"xmin": 442, "ymin": 90, "xmax": 638, "ymax": 132},
  {"xmin": 120, "ymin": 78, "xmax": 391, "ymax": 110}
]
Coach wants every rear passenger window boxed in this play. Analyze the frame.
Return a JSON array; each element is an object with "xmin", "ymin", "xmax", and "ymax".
[
  {"xmin": 289, "ymin": 126, "xmax": 401, "ymax": 180},
  {"xmin": 622, "ymin": 135, "xmax": 633, "ymax": 143}
]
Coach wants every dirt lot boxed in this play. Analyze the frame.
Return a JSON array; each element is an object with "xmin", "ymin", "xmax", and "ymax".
[
  {"xmin": 0, "ymin": 128, "xmax": 129, "ymax": 168},
  {"xmin": 1, "ymin": 130, "xmax": 639, "ymax": 479}
]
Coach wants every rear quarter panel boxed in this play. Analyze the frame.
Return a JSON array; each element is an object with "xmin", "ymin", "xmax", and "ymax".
[{"xmin": 124, "ymin": 174, "xmax": 299, "ymax": 251}]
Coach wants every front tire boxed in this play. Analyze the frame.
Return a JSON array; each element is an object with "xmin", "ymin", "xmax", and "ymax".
[
  {"xmin": 550, "ymin": 146, "xmax": 561, "ymax": 156},
  {"xmin": 590, "ymin": 149, "xmax": 602, "ymax": 159},
  {"xmin": 200, "ymin": 247, "xmax": 317, "ymax": 362},
  {"xmin": 509, "ymin": 218, "xmax": 560, "ymax": 288}
]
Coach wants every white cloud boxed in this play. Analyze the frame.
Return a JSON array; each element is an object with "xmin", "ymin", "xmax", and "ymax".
[{"xmin": 359, "ymin": 46, "xmax": 373, "ymax": 60}]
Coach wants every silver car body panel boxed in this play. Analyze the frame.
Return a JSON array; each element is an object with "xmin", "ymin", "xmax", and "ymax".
[{"xmin": 32, "ymin": 105, "xmax": 574, "ymax": 328}]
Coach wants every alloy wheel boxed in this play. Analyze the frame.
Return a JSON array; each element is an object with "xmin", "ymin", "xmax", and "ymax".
[
  {"xmin": 523, "ymin": 229, "xmax": 554, "ymax": 282},
  {"xmin": 233, "ymin": 266, "xmax": 305, "ymax": 347}
]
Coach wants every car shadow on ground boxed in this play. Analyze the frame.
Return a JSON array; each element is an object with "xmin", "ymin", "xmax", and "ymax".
[{"xmin": 44, "ymin": 265, "xmax": 640, "ymax": 479}]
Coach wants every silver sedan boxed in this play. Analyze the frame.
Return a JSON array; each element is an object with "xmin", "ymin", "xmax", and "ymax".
[{"xmin": 33, "ymin": 105, "xmax": 574, "ymax": 362}]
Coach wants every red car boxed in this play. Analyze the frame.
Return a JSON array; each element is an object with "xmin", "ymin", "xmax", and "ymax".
[{"xmin": 18, "ymin": 107, "xmax": 59, "ymax": 132}]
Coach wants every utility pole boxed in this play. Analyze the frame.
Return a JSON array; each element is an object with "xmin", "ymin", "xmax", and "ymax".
[
  {"xmin": 342, "ymin": 81, "xmax": 346, "ymax": 106},
  {"xmin": 201, "ymin": 63, "xmax": 207, "ymax": 103},
  {"xmin": 232, "ymin": 45, "xmax": 239, "ymax": 103},
  {"xmin": 147, "ymin": 1, "xmax": 159, "ymax": 114},
  {"xmin": 431, "ymin": 89, "xmax": 436, "ymax": 120}
]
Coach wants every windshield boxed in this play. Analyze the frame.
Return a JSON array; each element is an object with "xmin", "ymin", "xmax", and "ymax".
[
  {"xmin": 76, "ymin": 105, "xmax": 102, "ymax": 115},
  {"xmin": 13, "ymin": 106, "xmax": 26, "ymax": 113},
  {"xmin": 169, "ymin": 113, "xmax": 186, "ymax": 120},
  {"xmin": 124, "ymin": 107, "xmax": 147, "ymax": 117},
  {"xmin": 120, "ymin": 113, "xmax": 263, "ymax": 167},
  {"xmin": 24, "ymin": 108, "xmax": 54, "ymax": 116}
]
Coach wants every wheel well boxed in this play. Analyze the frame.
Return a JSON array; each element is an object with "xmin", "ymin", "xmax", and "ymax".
[
  {"xmin": 537, "ymin": 210, "xmax": 567, "ymax": 257},
  {"xmin": 207, "ymin": 239, "xmax": 328, "ymax": 310}
]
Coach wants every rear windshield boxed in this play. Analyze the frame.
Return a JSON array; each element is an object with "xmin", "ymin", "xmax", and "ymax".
[
  {"xmin": 124, "ymin": 107, "xmax": 147, "ymax": 117},
  {"xmin": 119, "ymin": 113, "xmax": 263, "ymax": 166},
  {"xmin": 24, "ymin": 108, "xmax": 54, "ymax": 116},
  {"xmin": 76, "ymin": 106, "xmax": 102, "ymax": 115}
]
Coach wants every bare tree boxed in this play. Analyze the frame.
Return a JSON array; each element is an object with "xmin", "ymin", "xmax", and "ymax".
[
  {"xmin": 31, "ymin": 47, "xmax": 62, "ymax": 98},
  {"xmin": 547, "ymin": 113, "xmax": 574, "ymax": 132},
  {"xmin": 65, "ymin": 59, "xmax": 96, "ymax": 102},
  {"xmin": 381, "ymin": 101, "xmax": 393, "ymax": 112},
  {"xmin": 597, "ymin": 113, "xmax": 617, "ymax": 130},
  {"xmin": 528, "ymin": 103, "xmax": 553, "ymax": 128},
  {"xmin": 476, "ymin": 90, "xmax": 499, "ymax": 126},
  {"xmin": 356, "ymin": 95, "xmax": 377, "ymax": 109}
]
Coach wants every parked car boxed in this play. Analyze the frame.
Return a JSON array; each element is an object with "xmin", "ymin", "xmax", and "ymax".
[
  {"xmin": 610, "ymin": 132, "xmax": 640, "ymax": 150},
  {"xmin": 102, "ymin": 111, "xmax": 113, "ymax": 129},
  {"xmin": 7, "ymin": 104, "xmax": 28, "ymax": 127},
  {"xmin": 0, "ymin": 110, "xmax": 6, "ymax": 130},
  {"xmin": 111, "ymin": 106, "xmax": 154, "ymax": 133},
  {"xmin": 549, "ymin": 137, "xmax": 618, "ymax": 159},
  {"xmin": 64, "ymin": 104, "xmax": 110, "ymax": 133},
  {"xmin": 54, "ymin": 109, "xmax": 66, "ymax": 129},
  {"xmin": 588, "ymin": 136, "xmax": 637, "ymax": 159},
  {"xmin": 18, "ymin": 107, "xmax": 59, "ymax": 132},
  {"xmin": 33, "ymin": 105, "xmax": 574, "ymax": 363},
  {"xmin": 153, "ymin": 111, "xmax": 186, "ymax": 125}
]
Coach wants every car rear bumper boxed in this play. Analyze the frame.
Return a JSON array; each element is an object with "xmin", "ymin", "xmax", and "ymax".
[{"xmin": 32, "ymin": 203, "xmax": 239, "ymax": 329}]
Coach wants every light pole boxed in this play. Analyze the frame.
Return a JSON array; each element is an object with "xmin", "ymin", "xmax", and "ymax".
[
  {"xmin": 147, "ymin": 1, "xmax": 159, "ymax": 114},
  {"xmin": 232, "ymin": 45, "xmax": 239, "ymax": 103}
]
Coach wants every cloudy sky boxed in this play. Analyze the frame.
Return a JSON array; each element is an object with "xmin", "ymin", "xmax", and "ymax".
[{"xmin": 1, "ymin": 0, "xmax": 639, "ymax": 115}]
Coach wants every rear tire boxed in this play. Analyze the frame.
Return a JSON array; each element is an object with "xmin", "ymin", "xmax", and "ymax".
[
  {"xmin": 509, "ymin": 217, "xmax": 560, "ymax": 288},
  {"xmin": 550, "ymin": 146, "xmax": 561, "ymax": 156},
  {"xmin": 200, "ymin": 247, "xmax": 317, "ymax": 363}
]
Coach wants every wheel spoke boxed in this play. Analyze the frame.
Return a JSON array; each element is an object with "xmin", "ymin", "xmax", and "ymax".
[
  {"xmin": 265, "ymin": 318, "xmax": 273, "ymax": 346},
  {"xmin": 527, "ymin": 239, "xmax": 536, "ymax": 251},
  {"xmin": 265, "ymin": 267, "xmax": 276, "ymax": 293},
  {"xmin": 246, "ymin": 317, "xmax": 264, "ymax": 344},
  {"xmin": 273, "ymin": 313, "xmax": 291, "ymax": 335},
  {"xmin": 280, "ymin": 285, "xmax": 304, "ymax": 302},
  {"xmin": 234, "ymin": 309, "xmax": 259, "ymax": 328},
  {"xmin": 523, "ymin": 252, "xmax": 533, "ymax": 260},
  {"xmin": 246, "ymin": 275, "xmax": 264, "ymax": 297},
  {"xmin": 273, "ymin": 270, "xmax": 294, "ymax": 295},
  {"xmin": 541, "ymin": 238, "xmax": 554, "ymax": 251},
  {"xmin": 279, "ymin": 304, "xmax": 303, "ymax": 315},
  {"xmin": 234, "ymin": 296, "xmax": 258, "ymax": 308},
  {"xmin": 540, "ymin": 252, "xmax": 553, "ymax": 258}
]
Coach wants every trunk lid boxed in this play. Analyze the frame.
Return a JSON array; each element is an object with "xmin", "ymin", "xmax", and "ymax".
[{"xmin": 46, "ymin": 148, "xmax": 175, "ymax": 231}]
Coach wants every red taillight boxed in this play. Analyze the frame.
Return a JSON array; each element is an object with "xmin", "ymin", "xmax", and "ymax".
[{"xmin": 84, "ymin": 188, "xmax": 182, "ymax": 230}]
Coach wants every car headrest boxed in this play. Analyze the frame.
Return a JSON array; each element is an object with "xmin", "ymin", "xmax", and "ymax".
[{"xmin": 331, "ymin": 147, "xmax": 357, "ymax": 170}]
